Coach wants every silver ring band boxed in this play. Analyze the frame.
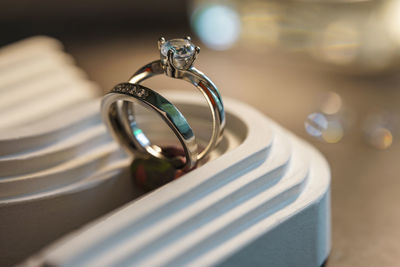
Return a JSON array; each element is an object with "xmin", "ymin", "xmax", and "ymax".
[
  {"xmin": 126, "ymin": 59, "xmax": 225, "ymax": 161},
  {"xmin": 101, "ymin": 82, "xmax": 198, "ymax": 170},
  {"xmin": 119, "ymin": 37, "xmax": 225, "ymax": 161},
  {"xmin": 103, "ymin": 37, "xmax": 225, "ymax": 171}
]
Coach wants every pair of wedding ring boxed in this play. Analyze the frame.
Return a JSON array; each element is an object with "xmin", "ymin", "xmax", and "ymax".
[{"xmin": 101, "ymin": 37, "xmax": 225, "ymax": 171}]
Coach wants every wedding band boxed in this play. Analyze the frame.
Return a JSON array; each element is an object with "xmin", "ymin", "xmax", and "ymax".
[
  {"xmin": 101, "ymin": 83, "xmax": 198, "ymax": 171},
  {"xmin": 121, "ymin": 36, "xmax": 225, "ymax": 161}
]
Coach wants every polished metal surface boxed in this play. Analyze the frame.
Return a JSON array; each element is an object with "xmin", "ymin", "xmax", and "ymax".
[
  {"xmin": 125, "ymin": 37, "xmax": 225, "ymax": 161},
  {"xmin": 101, "ymin": 82, "xmax": 198, "ymax": 170}
]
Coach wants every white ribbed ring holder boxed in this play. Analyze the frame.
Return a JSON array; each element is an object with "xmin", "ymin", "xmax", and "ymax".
[
  {"xmin": 0, "ymin": 37, "xmax": 330, "ymax": 267},
  {"xmin": 24, "ymin": 93, "xmax": 331, "ymax": 267}
]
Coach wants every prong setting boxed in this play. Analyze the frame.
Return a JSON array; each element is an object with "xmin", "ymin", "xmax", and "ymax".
[
  {"xmin": 158, "ymin": 37, "xmax": 166, "ymax": 50},
  {"xmin": 159, "ymin": 37, "xmax": 199, "ymax": 76},
  {"xmin": 167, "ymin": 49, "xmax": 178, "ymax": 70}
]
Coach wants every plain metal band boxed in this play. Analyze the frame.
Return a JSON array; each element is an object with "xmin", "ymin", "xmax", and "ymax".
[
  {"xmin": 125, "ymin": 60, "xmax": 225, "ymax": 161},
  {"xmin": 101, "ymin": 83, "xmax": 198, "ymax": 170}
]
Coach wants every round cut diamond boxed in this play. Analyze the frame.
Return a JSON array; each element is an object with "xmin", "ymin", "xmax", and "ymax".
[
  {"xmin": 161, "ymin": 39, "xmax": 195, "ymax": 58},
  {"xmin": 160, "ymin": 39, "xmax": 196, "ymax": 69}
]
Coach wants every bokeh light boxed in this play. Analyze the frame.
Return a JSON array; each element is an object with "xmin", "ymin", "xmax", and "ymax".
[
  {"xmin": 305, "ymin": 112, "xmax": 328, "ymax": 138},
  {"xmin": 363, "ymin": 110, "xmax": 397, "ymax": 150},
  {"xmin": 367, "ymin": 127, "xmax": 393, "ymax": 150},
  {"xmin": 305, "ymin": 112, "xmax": 344, "ymax": 143},
  {"xmin": 305, "ymin": 91, "xmax": 347, "ymax": 143},
  {"xmin": 192, "ymin": 4, "xmax": 241, "ymax": 50},
  {"xmin": 384, "ymin": 0, "xmax": 400, "ymax": 45},
  {"xmin": 320, "ymin": 91, "xmax": 343, "ymax": 115},
  {"xmin": 318, "ymin": 21, "xmax": 360, "ymax": 65},
  {"xmin": 322, "ymin": 119, "xmax": 344, "ymax": 144},
  {"xmin": 190, "ymin": 0, "xmax": 400, "ymax": 73},
  {"xmin": 241, "ymin": 2, "xmax": 280, "ymax": 45}
]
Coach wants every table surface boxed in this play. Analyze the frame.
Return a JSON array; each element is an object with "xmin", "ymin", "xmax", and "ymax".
[{"xmin": 65, "ymin": 34, "xmax": 400, "ymax": 267}]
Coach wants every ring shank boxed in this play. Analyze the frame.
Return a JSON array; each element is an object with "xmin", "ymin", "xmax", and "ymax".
[
  {"xmin": 125, "ymin": 60, "xmax": 225, "ymax": 161},
  {"xmin": 101, "ymin": 83, "xmax": 198, "ymax": 170}
]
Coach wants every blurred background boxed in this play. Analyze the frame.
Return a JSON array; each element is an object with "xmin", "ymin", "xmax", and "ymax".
[{"xmin": 1, "ymin": 0, "xmax": 400, "ymax": 266}]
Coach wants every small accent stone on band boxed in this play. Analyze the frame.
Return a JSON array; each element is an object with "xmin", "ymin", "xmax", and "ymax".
[{"xmin": 112, "ymin": 83, "xmax": 148, "ymax": 98}]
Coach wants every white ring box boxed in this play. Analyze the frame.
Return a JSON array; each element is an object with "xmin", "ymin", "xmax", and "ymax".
[{"xmin": 0, "ymin": 37, "xmax": 330, "ymax": 267}]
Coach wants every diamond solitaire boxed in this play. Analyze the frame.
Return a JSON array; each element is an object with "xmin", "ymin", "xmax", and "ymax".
[{"xmin": 159, "ymin": 37, "xmax": 200, "ymax": 70}]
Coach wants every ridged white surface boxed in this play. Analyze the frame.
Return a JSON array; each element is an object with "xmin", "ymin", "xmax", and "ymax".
[
  {"xmin": 0, "ymin": 37, "xmax": 330, "ymax": 267},
  {"xmin": 0, "ymin": 37, "xmax": 124, "ymax": 204},
  {"xmin": 0, "ymin": 37, "xmax": 134, "ymax": 267},
  {"xmin": 24, "ymin": 94, "xmax": 330, "ymax": 267}
]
